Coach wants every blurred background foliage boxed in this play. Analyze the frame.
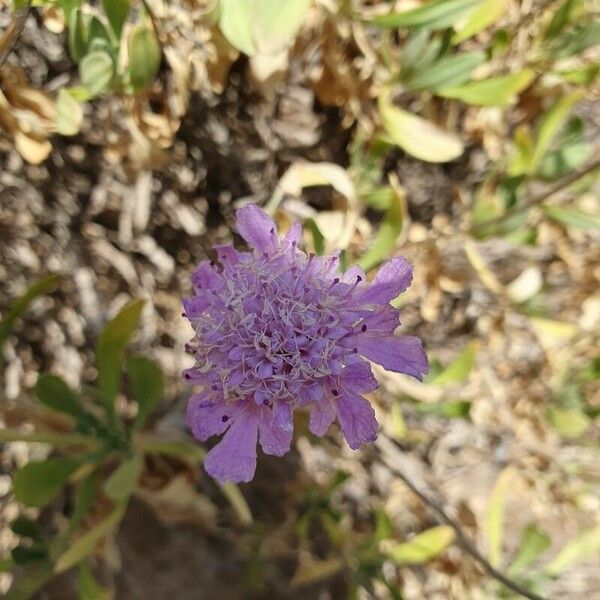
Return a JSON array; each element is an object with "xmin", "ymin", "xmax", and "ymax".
[{"xmin": 0, "ymin": 0, "xmax": 598, "ymax": 598}]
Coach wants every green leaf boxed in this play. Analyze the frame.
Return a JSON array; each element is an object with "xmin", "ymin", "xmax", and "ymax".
[
  {"xmin": 11, "ymin": 545, "xmax": 47, "ymax": 565},
  {"xmin": 357, "ymin": 186, "xmax": 404, "ymax": 272},
  {"xmin": 544, "ymin": 526, "xmax": 600, "ymax": 576},
  {"xmin": 54, "ymin": 501, "xmax": 127, "ymax": 573},
  {"xmin": 221, "ymin": 482, "xmax": 253, "ymax": 526},
  {"xmin": 58, "ymin": 0, "xmax": 82, "ymax": 28},
  {"xmin": 96, "ymin": 299, "xmax": 144, "ymax": 404},
  {"xmin": 35, "ymin": 374, "xmax": 84, "ymax": 418},
  {"xmin": 439, "ymin": 69, "xmax": 535, "ymax": 106},
  {"xmin": 219, "ymin": 0, "xmax": 309, "ymax": 56},
  {"xmin": 414, "ymin": 400, "xmax": 472, "ymax": 419},
  {"xmin": 544, "ymin": 0, "xmax": 582, "ymax": 39},
  {"xmin": 304, "ymin": 218, "xmax": 325, "ymax": 255},
  {"xmin": 557, "ymin": 64, "xmax": 600, "ymax": 86},
  {"xmin": 56, "ymin": 88, "xmax": 84, "ymax": 136},
  {"xmin": 102, "ymin": 0, "xmax": 129, "ymax": 38},
  {"xmin": 79, "ymin": 51, "xmax": 114, "ymax": 97},
  {"xmin": 2, "ymin": 564, "xmax": 53, "ymax": 600},
  {"xmin": 0, "ymin": 274, "xmax": 60, "ymax": 349},
  {"xmin": 542, "ymin": 205, "xmax": 600, "ymax": 231},
  {"xmin": 530, "ymin": 92, "xmax": 583, "ymax": 174},
  {"xmin": 68, "ymin": 7, "xmax": 89, "ymax": 62},
  {"xmin": 127, "ymin": 355, "xmax": 163, "ymax": 430},
  {"xmin": 486, "ymin": 466, "xmax": 516, "ymax": 568},
  {"xmin": 507, "ymin": 525, "xmax": 550, "ymax": 577},
  {"xmin": 13, "ymin": 458, "xmax": 80, "ymax": 507},
  {"xmin": 79, "ymin": 563, "xmax": 113, "ymax": 600},
  {"xmin": 0, "ymin": 429, "xmax": 99, "ymax": 448},
  {"xmin": 548, "ymin": 22, "xmax": 600, "ymax": 59},
  {"xmin": 89, "ymin": 15, "xmax": 117, "ymax": 50},
  {"xmin": 371, "ymin": 0, "xmax": 482, "ymax": 29},
  {"xmin": 387, "ymin": 526, "xmax": 456, "ymax": 564},
  {"xmin": 452, "ymin": 0, "xmax": 509, "ymax": 43},
  {"xmin": 10, "ymin": 517, "xmax": 41, "ymax": 540},
  {"xmin": 103, "ymin": 454, "xmax": 143, "ymax": 501},
  {"xmin": 403, "ymin": 51, "xmax": 485, "ymax": 91},
  {"xmin": 132, "ymin": 435, "xmax": 205, "ymax": 463},
  {"xmin": 379, "ymin": 90, "xmax": 463, "ymax": 163},
  {"xmin": 432, "ymin": 341, "xmax": 479, "ymax": 384},
  {"xmin": 127, "ymin": 24, "xmax": 161, "ymax": 91},
  {"xmin": 548, "ymin": 406, "xmax": 591, "ymax": 437},
  {"xmin": 69, "ymin": 472, "xmax": 102, "ymax": 533}
]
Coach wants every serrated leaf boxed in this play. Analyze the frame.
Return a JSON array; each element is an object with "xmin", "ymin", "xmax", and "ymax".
[
  {"xmin": 432, "ymin": 341, "xmax": 478, "ymax": 384},
  {"xmin": 486, "ymin": 466, "xmax": 516, "ymax": 568},
  {"xmin": 54, "ymin": 501, "xmax": 127, "ymax": 573},
  {"xmin": 544, "ymin": 526, "xmax": 600, "ymax": 576},
  {"xmin": 548, "ymin": 406, "xmax": 591, "ymax": 438},
  {"xmin": 96, "ymin": 299, "xmax": 144, "ymax": 404},
  {"xmin": 127, "ymin": 24, "xmax": 161, "ymax": 91},
  {"xmin": 0, "ymin": 274, "xmax": 60, "ymax": 348},
  {"xmin": 127, "ymin": 355, "xmax": 163, "ymax": 430},
  {"xmin": 372, "ymin": 0, "xmax": 482, "ymax": 29},
  {"xmin": 542, "ymin": 205, "xmax": 600, "ymax": 230},
  {"xmin": 13, "ymin": 458, "xmax": 80, "ymax": 507},
  {"xmin": 439, "ymin": 69, "xmax": 535, "ymax": 106},
  {"xmin": 56, "ymin": 88, "xmax": 84, "ymax": 136},
  {"xmin": 103, "ymin": 454, "xmax": 143, "ymax": 501},
  {"xmin": 507, "ymin": 525, "xmax": 550, "ymax": 577},
  {"xmin": 102, "ymin": 0, "xmax": 129, "ymax": 38},
  {"xmin": 387, "ymin": 526, "xmax": 455, "ymax": 564},
  {"xmin": 357, "ymin": 183, "xmax": 405, "ymax": 272},
  {"xmin": 379, "ymin": 91, "xmax": 463, "ymax": 163},
  {"xmin": 79, "ymin": 51, "xmax": 114, "ymax": 97},
  {"xmin": 452, "ymin": 0, "xmax": 509, "ymax": 43},
  {"xmin": 403, "ymin": 50, "xmax": 485, "ymax": 91}
]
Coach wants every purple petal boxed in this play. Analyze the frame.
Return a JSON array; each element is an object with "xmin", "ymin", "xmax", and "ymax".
[
  {"xmin": 214, "ymin": 244, "xmax": 240, "ymax": 269},
  {"xmin": 186, "ymin": 394, "xmax": 233, "ymax": 441},
  {"xmin": 361, "ymin": 306, "xmax": 401, "ymax": 334},
  {"xmin": 235, "ymin": 204, "xmax": 278, "ymax": 253},
  {"xmin": 340, "ymin": 360, "xmax": 378, "ymax": 394},
  {"xmin": 191, "ymin": 260, "xmax": 222, "ymax": 292},
  {"xmin": 258, "ymin": 409, "xmax": 293, "ymax": 457},
  {"xmin": 182, "ymin": 296, "xmax": 211, "ymax": 319},
  {"xmin": 309, "ymin": 399, "xmax": 336, "ymax": 436},
  {"xmin": 356, "ymin": 257, "xmax": 413, "ymax": 305},
  {"xmin": 356, "ymin": 335, "xmax": 428, "ymax": 380},
  {"xmin": 342, "ymin": 265, "xmax": 366, "ymax": 284},
  {"xmin": 283, "ymin": 221, "xmax": 303, "ymax": 248},
  {"xmin": 335, "ymin": 391, "xmax": 378, "ymax": 450},
  {"xmin": 204, "ymin": 409, "xmax": 259, "ymax": 483},
  {"xmin": 273, "ymin": 401, "xmax": 293, "ymax": 432}
]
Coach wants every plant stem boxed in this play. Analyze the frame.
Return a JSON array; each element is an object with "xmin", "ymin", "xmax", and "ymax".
[{"xmin": 395, "ymin": 467, "xmax": 549, "ymax": 600}]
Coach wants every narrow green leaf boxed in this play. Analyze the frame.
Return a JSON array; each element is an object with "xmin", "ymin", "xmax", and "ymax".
[
  {"xmin": 0, "ymin": 274, "xmax": 60, "ymax": 348},
  {"xmin": 542, "ymin": 205, "xmax": 600, "ymax": 231},
  {"xmin": 548, "ymin": 406, "xmax": 591, "ymax": 437},
  {"xmin": 79, "ymin": 51, "xmax": 114, "ymax": 97},
  {"xmin": 530, "ymin": 92, "xmax": 583, "ymax": 173},
  {"xmin": 102, "ymin": 0, "xmax": 129, "ymax": 38},
  {"xmin": 379, "ymin": 90, "xmax": 463, "ymax": 163},
  {"xmin": 88, "ymin": 15, "xmax": 116, "ymax": 49},
  {"xmin": 68, "ymin": 7, "xmax": 89, "ymax": 62},
  {"xmin": 304, "ymin": 218, "xmax": 325, "ymax": 256},
  {"xmin": 127, "ymin": 355, "xmax": 163, "ymax": 430},
  {"xmin": 452, "ymin": 0, "xmax": 509, "ymax": 42},
  {"xmin": 69, "ymin": 472, "xmax": 102, "ymax": 533},
  {"xmin": 11, "ymin": 545, "xmax": 47, "ymax": 565},
  {"xmin": 403, "ymin": 51, "xmax": 485, "ymax": 91},
  {"xmin": 358, "ymin": 186, "xmax": 404, "ymax": 272},
  {"xmin": 545, "ymin": 526, "xmax": 600, "ymax": 576},
  {"xmin": 96, "ymin": 299, "xmax": 144, "ymax": 404},
  {"xmin": 35, "ymin": 374, "xmax": 83, "ymax": 418},
  {"xmin": 507, "ymin": 525, "xmax": 550, "ymax": 577},
  {"xmin": 387, "ymin": 526, "xmax": 456, "ymax": 564},
  {"xmin": 0, "ymin": 429, "xmax": 99, "ymax": 449},
  {"xmin": 132, "ymin": 435, "xmax": 205, "ymax": 463},
  {"xmin": 432, "ymin": 341, "xmax": 479, "ymax": 384},
  {"xmin": 10, "ymin": 517, "xmax": 41, "ymax": 540},
  {"xmin": 127, "ymin": 24, "xmax": 161, "ymax": 91},
  {"xmin": 544, "ymin": 0, "xmax": 582, "ymax": 39},
  {"xmin": 79, "ymin": 563, "xmax": 113, "ymax": 600},
  {"xmin": 13, "ymin": 458, "xmax": 80, "ymax": 508},
  {"xmin": 414, "ymin": 400, "xmax": 472, "ymax": 419},
  {"xmin": 371, "ymin": 0, "xmax": 482, "ymax": 29},
  {"xmin": 54, "ymin": 501, "xmax": 127, "ymax": 573},
  {"xmin": 221, "ymin": 482, "xmax": 253, "ymax": 526},
  {"xmin": 486, "ymin": 466, "xmax": 516, "ymax": 568},
  {"xmin": 439, "ymin": 69, "xmax": 535, "ymax": 106},
  {"xmin": 103, "ymin": 454, "xmax": 143, "ymax": 501}
]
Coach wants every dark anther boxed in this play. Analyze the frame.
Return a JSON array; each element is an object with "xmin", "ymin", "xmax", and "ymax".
[
  {"xmin": 361, "ymin": 324, "xmax": 367, "ymax": 332},
  {"xmin": 270, "ymin": 228, "xmax": 275, "ymax": 234},
  {"xmin": 333, "ymin": 277, "xmax": 340, "ymax": 284},
  {"xmin": 356, "ymin": 275, "xmax": 362, "ymax": 282},
  {"xmin": 221, "ymin": 415, "xmax": 229, "ymax": 423},
  {"xmin": 331, "ymin": 389, "xmax": 339, "ymax": 396},
  {"xmin": 209, "ymin": 261, "xmax": 215, "ymax": 266},
  {"xmin": 211, "ymin": 384, "xmax": 219, "ymax": 390},
  {"xmin": 184, "ymin": 373, "xmax": 191, "ymax": 380},
  {"xmin": 181, "ymin": 312, "xmax": 186, "ymax": 317},
  {"xmin": 353, "ymin": 347, "xmax": 358, "ymax": 353}
]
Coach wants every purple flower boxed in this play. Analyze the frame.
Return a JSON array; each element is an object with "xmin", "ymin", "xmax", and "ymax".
[{"xmin": 183, "ymin": 204, "xmax": 428, "ymax": 483}]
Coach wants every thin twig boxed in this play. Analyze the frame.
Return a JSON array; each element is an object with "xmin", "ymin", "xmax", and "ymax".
[
  {"xmin": 0, "ymin": 1, "xmax": 31, "ymax": 70},
  {"xmin": 472, "ymin": 156, "xmax": 600, "ymax": 234},
  {"xmin": 395, "ymin": 467, "xmax": 549, "ymax": 600}
]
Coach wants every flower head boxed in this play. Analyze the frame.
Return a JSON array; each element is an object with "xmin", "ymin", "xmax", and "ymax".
[{"xmin": 183, "ymin": 204, "xmax": 428, "ymax": 483}]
